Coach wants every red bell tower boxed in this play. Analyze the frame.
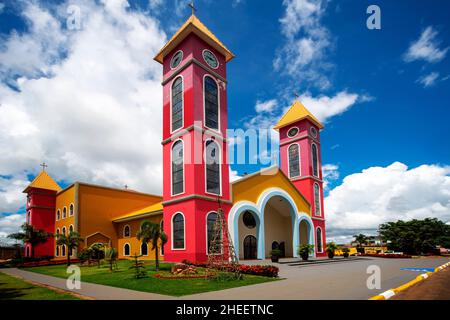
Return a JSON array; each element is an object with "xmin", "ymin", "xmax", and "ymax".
[
  {"xmin": 22, "ymin": 168, "xmax": 61, "ymax": 258},
  {"xmin": 275, "ymin": 100, "xmax": 327, "ymax": 257},
  {"xmin": 154, "ymin": 14, "xmax": 234, "ymax": 262}
]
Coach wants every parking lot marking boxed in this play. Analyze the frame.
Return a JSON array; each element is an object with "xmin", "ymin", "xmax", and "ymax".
[{"xmin": 400, "ymin": 268, "xmax": 436, "ymax": 272}]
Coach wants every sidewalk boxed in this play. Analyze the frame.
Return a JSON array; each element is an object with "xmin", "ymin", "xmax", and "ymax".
[{"xmin": 0, "ymin": 268, "xmax": 172, "ymax": 300}]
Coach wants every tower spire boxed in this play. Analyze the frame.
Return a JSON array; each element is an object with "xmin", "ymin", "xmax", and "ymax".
[
  {"xmin": 40, "ymin": 162, "xmax": 48, "ymax": 171},
  {"xmin": 188, "ymin": 1, "xmax": 196, "ymax": 16}
]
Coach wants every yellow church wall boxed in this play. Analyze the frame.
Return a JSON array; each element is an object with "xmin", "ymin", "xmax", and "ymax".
[
  {"xmin": 115, "ymin": 214, "xmax": 164, "ymax": 261},
  {"xmin": 54, "ymin": 185, "xmax": 76, "ymax": 260},
  {"xmin": 231, "ymin": 170, "xmax": 311, "ymax": 215},
  {"xmin": 77, "ymin": 184, "xmax": 162, "ymax": 253}
]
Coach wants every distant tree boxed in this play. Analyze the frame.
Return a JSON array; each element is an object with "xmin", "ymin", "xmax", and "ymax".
[
  {"xmin": 89, "ymin": 243, "xmax": 105, "ymax": 267},
  {"xmin": 353, "ymin": 234, "xmax": 368, "ymax": 248},
  {"xmin": 8, "ymin": 223, "xmax": 51, "ymax": 259},
  {"xmin": 56, "ymin": 232, "xmax": 84, "ymax": 266},
  {"xmin": 379, "ymin": 218, "xmax": 450, "ymax": 255},
  {"xmin": 136, "ymin": 220, "xmax": 168, "ymax": 271},
  {"xmin": 104, "ymin": 244, "xmax": 118, "ymax": 272}
]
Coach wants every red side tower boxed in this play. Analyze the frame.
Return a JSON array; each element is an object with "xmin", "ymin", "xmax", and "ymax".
[
  {"xmin": 23, "ymin": 169, "xmax": 61, "ymax": 258},
  {"xmin": 154, "ymin": 15, "xmax": 234, "ymax": 262},
  {"xmin": 275, "ymin": 101, "xmax": 327, "ymax": 257}
]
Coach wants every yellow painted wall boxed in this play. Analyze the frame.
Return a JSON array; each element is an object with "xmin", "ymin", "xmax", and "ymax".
[
  {"xmin": 115, "ymin": 214, "xmax": 164, "ymax": 261},
  {"xmin": 334, "ymin": 248, "xmax": 358, "ymax": 256},
  {"xmin": 77, "ymin": 184, "xmax": 161, "ymax": 253},
  {"xmin": 231, "ymin": 171, "xmax": 311, "ymax": 215},
  {"xmin": 54, "ymin": 185, "xmax": 76, "ymax": 260}
]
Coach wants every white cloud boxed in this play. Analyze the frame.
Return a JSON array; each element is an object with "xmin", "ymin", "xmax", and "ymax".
[
  {"xmin": 0, "ymin": 214, "xmax": 25, "ymax": 242},
  {"xmin": 0, "ymin": 0, "xmax": 167, "ymax": 219},
  {"xmin": 404, "ymin": 26, "xmax": 448, "ymax": 63},
  {"xmin": 255, "ymin": 99, "xmax": 277, "ymax": 113},
  {"xmin": 325, "ymin": 162, "xmax": 450, "ymax": 243},
  {"xmin": 274, "ymin": 0, "xmax": 332, "ymax": 89},
  {"xmin": 298, "ymin": 91, "xmax": 359, "ymax": 123},
  {"xmin": 322, "ymin": 163, "xmax": 339, "ymax": 190},
  {"xmin": 0, "ymin": 3, "xmax": 5, "ymax": 14},
  {"xmin": 417, "ymin": 72, "xmax": 439, "ymax": 88}
]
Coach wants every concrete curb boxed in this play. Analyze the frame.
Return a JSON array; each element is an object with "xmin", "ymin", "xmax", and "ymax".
[{"xmin": 369, "ymin": 261, "xmax": 450, "ymax": 300}]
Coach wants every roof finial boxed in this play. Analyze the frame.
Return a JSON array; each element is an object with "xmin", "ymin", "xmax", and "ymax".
[
  {"xmin": 294, "ymin": 91, "xmax": 300, "ymax": 100},
  {"xmin": 40, "ymin": 162, "xmax": 48, "ymax": 171},
  {"xmin": 124, "ymin": 184, "xmax": 128, "ymax": 190},
  {"xmin": 188, "ymin": 1, "xmax": 197, "ymax": 16}
]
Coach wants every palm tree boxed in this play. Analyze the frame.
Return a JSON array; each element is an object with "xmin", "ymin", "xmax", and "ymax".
[
  {"xmin": 353, "ymin": 234, "xmax": 368, "ymax": 252},
  {"xmin": 56, "ymin": 231, "xmax": 84, "ymax": 266},
  {"xmin": 136, "ymin": 220, "xmax": 168, "ymax": 271},
  {"xmin": 8, "ymin": 223, "xmax": 51, "ymax": 259}
]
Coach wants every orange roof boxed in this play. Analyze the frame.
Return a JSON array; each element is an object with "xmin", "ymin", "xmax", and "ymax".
[
  {"xmin": 273, "ymin": 100, "xmax": 324, "ymax": 130},
  {"xmin": 112, "ymin": 202, "xmax": 163, "ymax": 222},
  {"xmin": 23, "ymin": 170, "xmax": 62, "ymax": 193},
  {"xmin": 154, "ymin": 14, "xmax": 234, "ymax": 64}
]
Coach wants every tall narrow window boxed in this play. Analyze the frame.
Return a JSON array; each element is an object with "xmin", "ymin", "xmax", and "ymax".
[
  {"xmin": 56, "ymin": 210, "xmax": 60, "ymax": 221},
  {"xmin": 288, "ymin": 144, "xmax": 300, "ymax": 178},
  {"xmin": 124, "ymin": 225, "xmax": 130, "ymax": 237},
  {"xmin": 312, "ymin": 143, "xmax": 319, "ymax": 177},
  {"xmin": 62, "ymin": 227, "xmax": 66, "ymax": 235},
  {"xmin": 172, "ymin": 213, "xmax": 185, "ymax": 249},
  {"xmin": 207, "ymin": 212, "xmax": 220, "ymax": 254},
  {"xmin": 62, "ymin": 207, "xmax": 67, "ymax": 219},
  {"xmin": 314, "ymin": 183, "xmax": 321, "ymax": 216},
  {"xmin": 205, "ymin": 140, "xmax": 220, "ymax": 194},
  {"xmin": 124, "ymin": 243, "xmax": 130, "ymax": 256},
  {"xmin": 62, "ymin": 245, "xmax": 66, "ymax": 257},
  {"xmin": 56, "ymin": 246, "xmax": 59, "ymax": 257},
  {"xmin": 27, "ymin": 211, "xmax": 31, "ymax": 224},
  {"xmin": 141, "ymin": 243, "xmax": 148, "ymax": 256},
  {"xmin": 204, "ymin": 76, "xmax": 219, "ymax": 130},
  {"xmin": 160, "ymin": 220, "xmax": 164, "ymax": 256},
  {"xmin": 171, "ymin": 77, "xmax": 183, "ymax": 132},
  {"xmin": 317, "ymin": 228, "xmax": 323, "ymax": 252},
  {"xmin": 69, "ymin": 204, "xmax": 74, "ymax": 216},
  {"xmin": 69, "ymin": 225, "xmax": 74, "ymax": 234},
  {"xmin": 171, "ymin": 140, "xmax": 184, "ymax": 195}
]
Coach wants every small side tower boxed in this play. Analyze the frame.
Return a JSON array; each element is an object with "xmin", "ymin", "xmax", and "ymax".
[
  {"xmin": 274, "ymin": 100, "xmax": 327, "ymax": 257},
  {"xmin": 23, "ymin": 168, "xmax": 61, "ymax": 258}
]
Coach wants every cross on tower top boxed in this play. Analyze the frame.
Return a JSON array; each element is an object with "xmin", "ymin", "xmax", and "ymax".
[
  {"xmin": 188, "ymin": 1, "xmax": 196, "ymax": 16},
  {"xmin": 40, "ymin": 162, "xmax": 48, "ymax": 171}
]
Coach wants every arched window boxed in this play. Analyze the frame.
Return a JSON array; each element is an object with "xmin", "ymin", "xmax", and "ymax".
[
  {"xmin": 26, "ymin": 246, "xmax": 30, "ymax": 257},
  {"xmin": 314, "ymin": 183, "xmax": 321, "ymax": 216},
  {"xmin": 171, "ymin": 140, "xmax": 184, "ymax": 195},
  {"xmin": 56, "ymin": 246, "xmax": 59, "ymax": 257},
  {"xmin": 171, "ymin": 77, "xmax": 183, "ymax": 132},
  {"xmin": 69, "ymin": 204, "xmax": 74, "ymax": 216},
  {"xmin": 123, "ymin": 225, "xmax": 130, "ymax": 237},
  {"xmin": 61, "ymin": 245, "xmax": 66, "ymax": 257},
  {"xmin": 27, "ymin": 211, "xmax": 31, "ymax": 224},
  {"xmin": 69, "ymin": 225, "xmax": 74, "ymax": 234},
  {"xmin": 205, "ymin": 140, "xmax": 220, "ymax": 195},
  {"xmin": 288, "ymin": 144, "xmax": 300, "ymax": 178},
  {"xmin": 312, "ymin": 143, "xmax": 319, "ymax": 177},
  {"xmin": 124, "ymin": 243, "xmax": 130, "ymax": 256},
  {"xmin": 317, "ymin": 228, "xmax": 323, "ymax": 253},
  {"xmin": 160, "ymin": 220, "xmax": 164, "ymax": 256},
  {"xmin": 56, "ymin": 228, "xmax": 60, "ymax": 236},
  {"xmin": 62, "ymin": 207, "xmax": 67, "ymax": 219},
  {"xmin": 172, "ymin": 213, "xmax": 185, "ymax": 249},
  {"xmin": 56, "ymin": 210, "xmax": 60, "ymax": 221},
  {"xmin": 206, "ymin": 212, "xmax": 220, "ymax": 254},
  {"xmin": 62, "ymin": 227, "xmax": 66, "ymax": 235},
  {"xmin": 204, "ymin": 76, "xmax": 219, "ymax": 130},
  {"xmin": 141, "ymin": 243, "xmax": 148, "ymax": 256}
]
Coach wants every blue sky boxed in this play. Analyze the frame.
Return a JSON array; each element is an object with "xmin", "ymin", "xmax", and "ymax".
[{"xmin": 0, "ymin": 0, "xmax": 449, "ymax": 243}]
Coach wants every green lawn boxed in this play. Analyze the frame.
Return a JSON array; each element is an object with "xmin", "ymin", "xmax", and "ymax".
[
  {"xmin": 0, "ymin": 271, "xmax": 79, "ymax": 300},
  {"xmin": 25, "ymin": 260, "xmax": 277, "ymax": 296}
]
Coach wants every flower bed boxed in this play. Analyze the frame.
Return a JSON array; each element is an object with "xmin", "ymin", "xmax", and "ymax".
[
  {"xmin": 181, "ymin": 260, "xmax": 279, "ymax": 278},
  {"xmin": 154, "ymin": 273, "xmax": 207, "ymax": 280},
  {"xmin": 361, "ymin": 253, "xmax": 412, "ymax": 258}
]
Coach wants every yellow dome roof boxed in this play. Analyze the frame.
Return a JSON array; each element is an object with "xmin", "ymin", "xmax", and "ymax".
[
  {"xmin": 273, "ymin": 100, "xmax": 324, "ymax": 130},
  {"xmin": 23, "ymin": 170, "xmax": 62, "ymax": 193}
]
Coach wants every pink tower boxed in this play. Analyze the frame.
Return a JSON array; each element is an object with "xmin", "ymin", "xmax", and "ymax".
[
  {"xmin": 154, "ymin": 15, "xmax": 234, "ymax": 262},
  {"xmin": 275, "ymin": 101, "xmax": 327, "ymax": 257}
]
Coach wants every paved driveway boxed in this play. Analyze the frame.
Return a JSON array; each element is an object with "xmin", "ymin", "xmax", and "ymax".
[{"xmin": 182, "ymin": 257, "xmax": 450, "ymax": 300}]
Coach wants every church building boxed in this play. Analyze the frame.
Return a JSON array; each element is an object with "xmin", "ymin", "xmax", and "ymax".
[{"xmin": 23, "ymin": 14, "xmax": 327, "ymax": 262}]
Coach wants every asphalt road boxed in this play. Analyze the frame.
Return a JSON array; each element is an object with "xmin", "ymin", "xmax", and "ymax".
[{"xmin": 182, "ymin": 256, "xmax": 450, "ymax": 300}]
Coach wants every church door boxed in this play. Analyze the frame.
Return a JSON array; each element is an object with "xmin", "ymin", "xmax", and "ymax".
[{"xmin": 243, "ymin": 235, "xmax": 257, "ymax": 259}]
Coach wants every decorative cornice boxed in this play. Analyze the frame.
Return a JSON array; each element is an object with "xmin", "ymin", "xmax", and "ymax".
[
  {"xmin": 28, "ymin": 205, "xmax": 55, "ymax": 211},
  {"xmin": 290, "ymin": 175, "xmax": 323, "ymax": 183},
  {"xmin": 161, "ymin": 124, "xmax": 227, "ymax": 145},
  {"xmin": 163, "ymin": 194, "xmax": 232, "ymax": 206}
]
